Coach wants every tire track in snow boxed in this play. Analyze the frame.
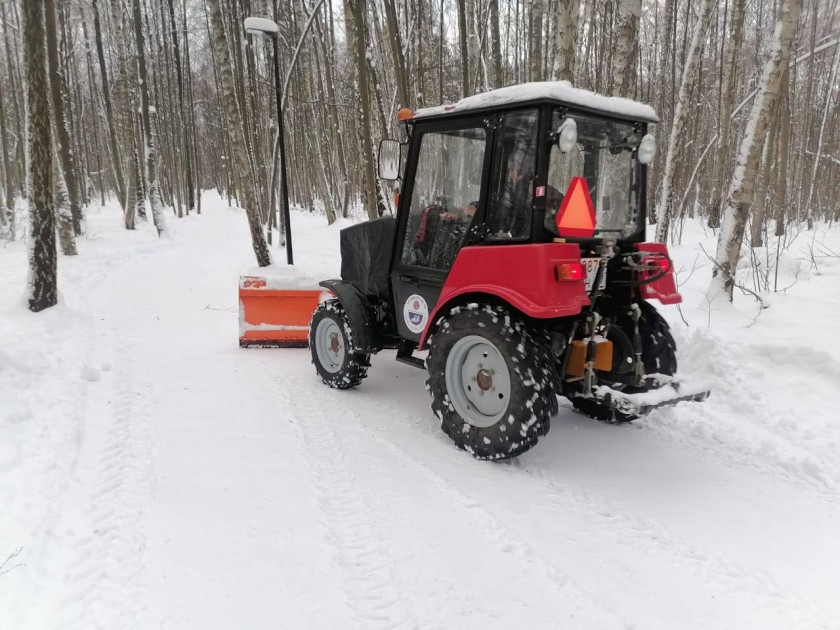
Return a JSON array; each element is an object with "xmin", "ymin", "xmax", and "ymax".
[
  {"xmin": 51, "ymin": 334, "xmax": 153, "ymax": 630},
  {"xmin": 302, "ymin": 378, "xmax": 834, "ymax": 629},
  {"xmin": 277, "ymin": 375, "xmax": 628, "ymax": 630},
  {"xmin": 277, "ymin": 386, "xmax": 419, "ymax": 630}
]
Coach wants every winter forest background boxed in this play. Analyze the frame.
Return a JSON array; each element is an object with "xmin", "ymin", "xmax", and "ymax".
[{"xmin": 0, "ymin": 0, "xmax": 838, "ymax": 310}]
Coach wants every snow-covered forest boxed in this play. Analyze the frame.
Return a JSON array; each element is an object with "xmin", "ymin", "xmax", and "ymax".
[
  {"xmin": 2, "ymin": 0, "xmax": 840, "ymax": 628},
  {"xmin": 0, "ymin": 0, "xmax": 838, "ymax": 297}
]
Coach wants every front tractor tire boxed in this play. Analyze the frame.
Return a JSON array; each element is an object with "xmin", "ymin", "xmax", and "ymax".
[
  {"xmin": 426, "ymin": 305, "xmax": 558, "ymax": 461},
  {"xmin": 570, "ymin": 300, "xmax": 677, "ymax": 422},
  {"xmin": 309, "ymin": 300, "xmax": 370, "ymax": 389}
]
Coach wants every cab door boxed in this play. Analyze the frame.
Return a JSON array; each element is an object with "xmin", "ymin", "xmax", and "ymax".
[{"xmin": 391, "ymin": 118, "xmax": 491, "ymax": 342}]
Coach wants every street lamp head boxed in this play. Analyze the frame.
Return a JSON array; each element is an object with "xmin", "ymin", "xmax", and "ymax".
[{"xmin": 244, "ymin": 16, "xmax": 279, "ymax": 36}]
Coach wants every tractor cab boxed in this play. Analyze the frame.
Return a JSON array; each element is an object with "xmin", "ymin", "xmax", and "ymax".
[
  {"xmin": 311, "ymin": 82, "xmax": 709, "ymax": 461},
  {"xmin": 379, "ymin": 84, "xmax": 661, "ymax": 344}
]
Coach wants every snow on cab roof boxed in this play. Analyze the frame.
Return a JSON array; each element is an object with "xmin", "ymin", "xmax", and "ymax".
[{"xmin": 414, "ymin": 81, "xmax": 658, "ymax": 123}]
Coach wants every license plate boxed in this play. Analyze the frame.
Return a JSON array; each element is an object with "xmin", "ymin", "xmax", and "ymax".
[{"xmin": 582, "ymin": 258, "xmax": 607, "ymax": 292}]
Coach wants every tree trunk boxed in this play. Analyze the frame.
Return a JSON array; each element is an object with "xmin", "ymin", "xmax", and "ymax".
[
  {"xmin": 345, "ymin": 0, "xmax": 383, "ymax": 220},
  {"xmin": 167, "ymin": 0, "xmax": 194, "ymax": 214},
  {"xmin": 108, "ymin": 0, "xmax": 137, "ymax": 226},
  {"xmin": 803, "ymin": 28, "xmax": 840, "ymax": 229},
  {"xmin": 611, "ymin": 0, "xmax": 641, "ymax": 97},
  {"xmin": 489, "ymin": 0, "xmax": 502, "ymax": 88},
  {"xmin": 552, "ymin": 0, "xmax": 580, "ymax": 81},
  {"xmin": 24, "ymin": 0, "xmax": 57, "ymax": 311},
  {"xmin": 529, "ymin": 0, "xmax": 544, "ymax": 81},
  {"xmin": 458, "ymin": 0, "xmax": 471, "ymax": 96},
  {"xmin": 383, "ymin": 0, "xmax": 409, "ymax": 108},
  {"xmin": 0, "ymin": 86, "xmax": 14, "ymax": 223},
  {"xmin": 708, "ymin": 0, "xmax": 745, "ymax": 228},
  {"xmin": 712, "ymin": 0, "xmax": 802, "ymax": 300},
  {"xmin": 206, "ymin": 0, "xmax": 271, "ymax": 266},
  {"xmin": 53, "ymin": 137, "xmax": 77, "ymax": 255},
  {"xmin": 45, "ymin": 0, "xmax": 82, "ymax": 237},
  {"xmin": 132, "ymin": 0, "xmax": 166, "ymax": 236},
  {"xmin": 654, "ymin": 0, "xmax": 716, "ymax": 243}
]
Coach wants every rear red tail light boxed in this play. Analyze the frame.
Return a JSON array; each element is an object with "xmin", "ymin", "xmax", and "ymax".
[
  {"xmin": 643, "ymin": 256, "xmax": 671, "ymax": 274},
  {"xmin": 556, "ymin": 263, "xmax": 584, "ymax": 281}
]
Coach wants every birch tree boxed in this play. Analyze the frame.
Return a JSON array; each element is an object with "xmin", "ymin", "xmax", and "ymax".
[
  {"xmin": 611, "ymin": 0, "xmax": 641, "ymax": 96},
  {"xmin": 552, "ymin": 0, "xmax": 580, "ymax": 81},
  {"xmin": 711, "ymin": 0, "xmax": 803, "ymax": 299}
]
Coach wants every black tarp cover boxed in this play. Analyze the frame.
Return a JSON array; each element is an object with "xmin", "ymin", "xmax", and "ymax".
[{"xmin": 340, "ymin": 217, "xmax": 396, "ymax": 300}]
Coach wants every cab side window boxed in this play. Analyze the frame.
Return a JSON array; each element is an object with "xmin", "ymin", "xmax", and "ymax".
[
  {"xmin": 400, "ymin": 127, "xmax": 487, "ymax": 270},
  {"xmin": 485, "ymin": 109, "xmax": 539, "ymax": 239}
]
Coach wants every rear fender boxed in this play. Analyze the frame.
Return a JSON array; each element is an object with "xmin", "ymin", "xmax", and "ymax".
[
  {"xmin": 319, "ymin": 280, "xmax": 376, "ymax": 353},
  {"xmin": 417, "ymin": 243, "xmax": 591, "ymax": 349},
  {"xmin": 633, "ymin": 242, "xmax": 682, "ymax": 304}
]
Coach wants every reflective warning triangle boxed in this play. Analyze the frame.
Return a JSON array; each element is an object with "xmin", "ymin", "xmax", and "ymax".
[{"xmin": 555, "ymin": 176, "xmax": 597, "ymax": 238}]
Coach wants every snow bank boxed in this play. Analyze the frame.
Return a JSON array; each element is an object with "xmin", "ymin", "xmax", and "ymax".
[{"xmin": 415, "ymin": 81, "xmax": 659, "ymax": 122}]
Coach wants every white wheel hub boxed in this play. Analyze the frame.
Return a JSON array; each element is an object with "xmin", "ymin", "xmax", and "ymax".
[
  {"xmin": 445, "ymin": 335, "xmax": 511, "ymax": 428},
  {"xmin": 315, "ymin": 317, "xmax": 345, "ymax": 373}
]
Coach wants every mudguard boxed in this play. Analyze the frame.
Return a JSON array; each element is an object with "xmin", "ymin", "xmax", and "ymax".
[{"xmin": 319, "ymin": 279, "xmax": 376, "ymax": 353}]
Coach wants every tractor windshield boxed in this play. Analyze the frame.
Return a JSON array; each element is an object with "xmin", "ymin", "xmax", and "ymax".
[{"xmin": 546, "ymin": 112, "xmax": 641, "ymax": 238}]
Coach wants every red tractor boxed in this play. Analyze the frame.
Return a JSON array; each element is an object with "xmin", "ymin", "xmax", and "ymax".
[{"xmin": 309, "ymin": 82, "xmax": 709, "ymax": 460}]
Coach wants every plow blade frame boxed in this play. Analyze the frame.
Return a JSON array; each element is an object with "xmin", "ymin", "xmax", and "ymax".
[{"xmin": 592, "ymin": 374, "xmax": 711, "ymax": 417}]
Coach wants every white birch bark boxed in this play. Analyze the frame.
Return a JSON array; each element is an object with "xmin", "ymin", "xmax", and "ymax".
[
  {"xmin": 611, "ymin": 0, "xmax": 641, "ymax": 97},
  {"xmin": 711, "ymin": 0, "xmax": 802, "ymax": 300},
  {"xmin": 551, "ymin": 0, "xmax": 580, "ymax": 81}
]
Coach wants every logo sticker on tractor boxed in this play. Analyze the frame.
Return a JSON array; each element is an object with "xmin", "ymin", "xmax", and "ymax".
[{"xmin": 403, "ymin": 294, "xmax": 429, "ymax": 334}]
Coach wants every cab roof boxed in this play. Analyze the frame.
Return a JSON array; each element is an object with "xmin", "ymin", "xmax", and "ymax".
[{"xmin": 413, "ymin": 81, "xmax": 659, "ymax": 124}]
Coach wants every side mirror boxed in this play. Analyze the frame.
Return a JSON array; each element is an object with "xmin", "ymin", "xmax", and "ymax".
[
  {"xmin": 637, "ymin": 134, "xmax": 656, "ymax": 164},
  {"xmin": 378, "ymin": 139, "xmax": 401, "ymax": 181},
  {"xmin": 556, "ymin": 118, "xmax": 578, "ymax": 153}
]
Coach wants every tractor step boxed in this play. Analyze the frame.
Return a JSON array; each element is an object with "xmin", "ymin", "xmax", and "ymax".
[
  {"xmin": 592, "ymin": 374, "xmax": 711, "ymax": 417},
  {"xmin": 396, "ymin": 340, "xmax": 425, "ymax": 369}
]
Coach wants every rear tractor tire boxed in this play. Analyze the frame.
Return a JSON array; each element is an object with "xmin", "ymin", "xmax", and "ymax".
[
  {"xmin": 309, "ymin": 300, "xmax": 370, "ymax": 389},
  {"xmin": 426, "ymin": 304, "xmax": 558, "ymax": 461},
  {"xmin": 570, "ymin": 301, "xmax": 677, "ymax": 422}
]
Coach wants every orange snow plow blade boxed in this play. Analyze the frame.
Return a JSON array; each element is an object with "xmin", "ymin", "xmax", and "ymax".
[{"xmin": 238, "ymin": 276, "xmax": 323, "ymax": 348}]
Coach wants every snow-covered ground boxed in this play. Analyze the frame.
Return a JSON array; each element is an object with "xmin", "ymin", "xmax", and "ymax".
[{"xmin": 2, "ymin": 193, "xmax": 839, "ymax": 629}]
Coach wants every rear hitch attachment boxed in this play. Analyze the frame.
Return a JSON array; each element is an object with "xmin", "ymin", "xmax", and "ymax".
[
  {"xmin": 629, "ymin": 303, "xmax": 646, "ymax": 387},
  {"xmin": 594, "ymin": 374, "xmax": 711, "ymax": 418}
]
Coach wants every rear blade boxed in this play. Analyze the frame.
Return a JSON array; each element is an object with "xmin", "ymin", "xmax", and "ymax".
[{"xmin": 592, "ymin": 374, "xmax": 711, "ymax": 417}]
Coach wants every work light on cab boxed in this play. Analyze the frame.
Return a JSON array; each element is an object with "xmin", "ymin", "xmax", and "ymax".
[{"xmin": 638, "ymin": 133, "xmax": 656, "ymax": 164}]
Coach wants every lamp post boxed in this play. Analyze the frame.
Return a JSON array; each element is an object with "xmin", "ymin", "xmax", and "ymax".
[{"xmin": 244, "ymin": 17, "xmax": 293, "ymax": 265}]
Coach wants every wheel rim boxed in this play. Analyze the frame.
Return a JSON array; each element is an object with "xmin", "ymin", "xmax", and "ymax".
[
  {"xmin": 445, "ymin": 335, "xmax": 511, "ymax": 428},
  {"xmin": 315, "ymin": 317, "xmax": 345, "ymax": 373}
]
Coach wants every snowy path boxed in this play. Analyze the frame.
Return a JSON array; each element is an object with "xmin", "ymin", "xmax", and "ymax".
[{"xmin": 2, "ymin": 196, "xmax": 839, "ymax": 629}]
